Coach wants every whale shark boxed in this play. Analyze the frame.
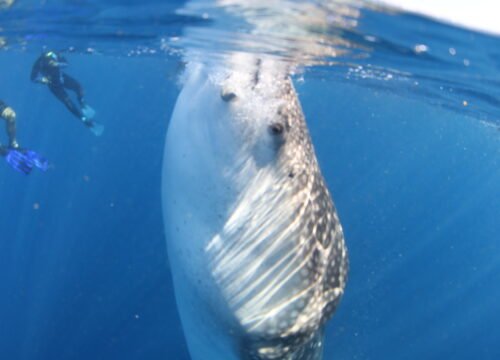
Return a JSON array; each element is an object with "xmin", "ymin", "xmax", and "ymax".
[
  {"xmin": 162, "ymin": 2, "xmax": 350, "ymax": 359},
  {"xmin": 162, "ymin": 52, "xmax": 348, "ymax": 359}
]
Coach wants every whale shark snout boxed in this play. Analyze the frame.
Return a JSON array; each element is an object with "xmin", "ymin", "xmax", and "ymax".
[{"xmin": 162, "ymin": 54, "xmax": 348, "ymax": 360}]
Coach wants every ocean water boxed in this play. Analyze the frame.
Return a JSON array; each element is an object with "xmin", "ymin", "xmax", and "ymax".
[{"xmin": 0, "ymin": 1, "xmax": 499, "ymax": 360}]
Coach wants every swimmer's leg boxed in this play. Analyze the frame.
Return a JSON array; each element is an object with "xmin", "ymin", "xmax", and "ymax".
[
  {"xmin": 62, "ymin": 73, "xmax": 95, "ymax": 119},
  {"xmin": 60, "ymin": 74, "xmax": 101, "ymax": 135},
  {"xmin": 48, "ymin": 83, "xmax": 83, "ymax": 119},
  {"xmin": 62, "ymin": 73, "xmax": 85, "ymax": 106},
  {"xmin": 2, "ymin": 108, "xmax": 18, "ymax": 148}
]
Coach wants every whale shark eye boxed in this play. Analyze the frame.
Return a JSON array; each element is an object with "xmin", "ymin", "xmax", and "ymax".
[
  {"xmin": 220, "ymin": 89, "xmax": 237, "ymax": 102},
  {"xmin": 269, "ymin": 122, "xmax": 284, "ymax": 136}
]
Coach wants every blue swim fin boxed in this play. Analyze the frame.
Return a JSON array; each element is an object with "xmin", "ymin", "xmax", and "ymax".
[
  {"xmin": 81, "ymin": 105, "xmax": 103, "ymax": 136},
  {"xmin": 2, "ymin": 147, "xmax": 49, "ymax": 174},
  {"xmin": 24, "ymin": 150, "xmax": 49, "ymax": 171},
  {"xmin": 84, "ymin": 119, "xmax": 104, "ymax": 137},
  {"xmin": 81, "ymin": 104, "xmax": 96, "ymax": 119}
]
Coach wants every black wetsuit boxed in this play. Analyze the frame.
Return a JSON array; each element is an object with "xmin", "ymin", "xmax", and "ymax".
[{"xmin": 31, "ymin": 52, "xmax": 85, "ymax": 119}]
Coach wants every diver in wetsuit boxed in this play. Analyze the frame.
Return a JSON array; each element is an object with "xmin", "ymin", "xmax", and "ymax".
[
  {"xmin": 31, "ymin": 51, "xmax": 103, "ymax": 136},
  {"xmin": 0, "ymin": 100, "xmax": 19, "ymax": 149}
]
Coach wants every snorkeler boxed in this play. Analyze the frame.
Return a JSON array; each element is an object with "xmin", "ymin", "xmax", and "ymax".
[
  {"xmin": 31, "ymin": 50, "xmax": 103, "ymax": 136},
  {"xmin": 0, "ymin": 101, "xmax": 48, "ymax": 174}
]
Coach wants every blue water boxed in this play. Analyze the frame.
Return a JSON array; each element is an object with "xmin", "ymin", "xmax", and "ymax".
[{"xmin": 0, "ymin": 1, "xmax": 499, "ymax": 359}]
